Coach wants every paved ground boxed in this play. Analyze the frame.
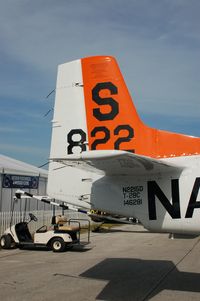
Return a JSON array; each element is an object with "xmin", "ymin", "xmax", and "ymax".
[{"xmin": 1, "ymin": 224, "xmax": 200, "ymax": 301}]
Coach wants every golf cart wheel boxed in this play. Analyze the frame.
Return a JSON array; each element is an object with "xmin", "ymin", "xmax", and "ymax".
[
  {"xmin": 0, "ymin": 234, "xmax": 14, "ymax": 249},
  {"xmin": 51, "ymin": 237, "xmax": 66, "ymax": 252}
]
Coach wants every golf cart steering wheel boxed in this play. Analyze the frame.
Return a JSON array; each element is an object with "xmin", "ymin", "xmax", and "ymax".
[{"xmin": 29, "ymin": 213, "xmax": 38, "ymax": 222}]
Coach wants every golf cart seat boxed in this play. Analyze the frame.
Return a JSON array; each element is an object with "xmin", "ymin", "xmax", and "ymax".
[
  {"xmin": 52, "ymin": 215, "xmax": 79, "ymax": 231},
  {"xmin": 15, "ymin": 222, "xmax": 33, "ymax": 242}
]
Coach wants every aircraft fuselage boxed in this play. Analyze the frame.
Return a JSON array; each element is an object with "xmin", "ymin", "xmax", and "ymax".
[{"xmin": 91, "ymin": 156, "xmax": 200, "ymax": 234}]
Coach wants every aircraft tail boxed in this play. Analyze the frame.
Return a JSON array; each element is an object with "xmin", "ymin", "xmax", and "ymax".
[{"xmin": 50, "ymin": 55, "xmax": 200, "ymax": 161}]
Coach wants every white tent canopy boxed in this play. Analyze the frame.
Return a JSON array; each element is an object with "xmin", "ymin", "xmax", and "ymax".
[
  {"xmin": 0, "ymin": 154, "xmax": 48, "ymax": 177},
  {"xmin": 0, "ymin": 154, "xmax": 48, "ymax": 211}
]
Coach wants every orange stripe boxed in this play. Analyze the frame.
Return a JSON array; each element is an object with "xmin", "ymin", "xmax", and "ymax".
[{"xmin": 81, "ymin": 56, "xmax": 200, "ymax": 158}]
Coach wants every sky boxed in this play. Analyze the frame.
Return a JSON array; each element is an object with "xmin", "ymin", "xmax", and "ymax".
[{"xmin": 0, "ymin": 0, "xmax": 200, "ymax": 167}]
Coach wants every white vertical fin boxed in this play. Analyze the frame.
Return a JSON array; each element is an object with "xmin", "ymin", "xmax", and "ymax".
[
  {"xmin": 50, "ymin": 59, "xmax": 87, "ymax": 159},
  {"xmin": 47, "ymin": 59, "xmax": 92, "ymax": 208}
]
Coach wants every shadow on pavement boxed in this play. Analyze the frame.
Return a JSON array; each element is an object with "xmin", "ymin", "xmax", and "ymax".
[{"xmin": 80, "ymin": 258, "xmax": 200, "ymax": 301}]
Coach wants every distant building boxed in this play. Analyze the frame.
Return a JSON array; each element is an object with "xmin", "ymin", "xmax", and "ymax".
[{"xmin": 0, "ymin": 154, "xmax": 48, "ymax": 212}]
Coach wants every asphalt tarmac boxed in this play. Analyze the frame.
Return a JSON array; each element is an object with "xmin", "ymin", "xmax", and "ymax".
[{"xmin": 0, "ymin": 224, "xmax": 200, "ymax": 301}]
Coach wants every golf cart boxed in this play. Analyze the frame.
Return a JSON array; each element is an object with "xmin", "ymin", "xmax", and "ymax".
[{"xmin": 0, "ymin": 191, "xmax": 91, "ymax": 252}]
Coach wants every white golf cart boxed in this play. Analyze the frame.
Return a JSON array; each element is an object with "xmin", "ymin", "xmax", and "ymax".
[{"xmin": 0, "ymin": 191, "xmax": 90, "ymax": 252}]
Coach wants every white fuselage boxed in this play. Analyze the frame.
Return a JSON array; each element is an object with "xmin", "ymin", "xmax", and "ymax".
[
  {"xmin": 48, "ymin": 155, "xmax": 200, "ymax": 235},
  {"xmin": 90, "ymin": 155, "xmax": 200, "ymax": 234}
]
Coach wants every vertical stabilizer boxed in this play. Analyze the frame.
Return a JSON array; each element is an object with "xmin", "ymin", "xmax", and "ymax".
[
  {"xmin": 47, "ymin": 59, "xmax": 93, "ymax": 208},
  {"xmin": 50, "ymin": 59, "xmax": 87, "ymax": 159}
]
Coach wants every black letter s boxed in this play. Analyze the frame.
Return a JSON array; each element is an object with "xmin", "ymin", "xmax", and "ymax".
[{"xmin": 92, "ymin": 82, "xmax": 119, "ymax": 121}]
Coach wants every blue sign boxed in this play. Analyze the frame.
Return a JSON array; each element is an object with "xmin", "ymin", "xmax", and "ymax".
[{"xmin": 2, "ymin": 174, "xmax": 39, "ymax": 189}]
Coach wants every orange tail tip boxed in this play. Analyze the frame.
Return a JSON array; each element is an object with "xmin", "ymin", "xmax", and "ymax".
[{"xmin": 81, "ymin": 56, "xmax": 200, "ymax": 158}]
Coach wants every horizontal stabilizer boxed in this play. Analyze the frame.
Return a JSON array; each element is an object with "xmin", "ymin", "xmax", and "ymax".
[{"xmin": 51, "ymin": 150, "xmax": 183, "ymax": 176}]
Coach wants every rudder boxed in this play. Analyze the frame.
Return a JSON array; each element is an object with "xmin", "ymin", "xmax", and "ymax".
[{"xmin": 81, "ymin": 56, "xmax": 200, "ymax": 158}]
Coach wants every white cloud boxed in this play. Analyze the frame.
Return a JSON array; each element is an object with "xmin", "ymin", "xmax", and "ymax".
[
  {"xmin": 0, "ymin": 142, "xmax": 48, "ymax": 156},
  {"xmin": 0, "ymin": 126, "xmax": 26, "ymax": 133},
  {"xmin": 0, "ymin": 1, "xmax": 199, "ymax": 116}
]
